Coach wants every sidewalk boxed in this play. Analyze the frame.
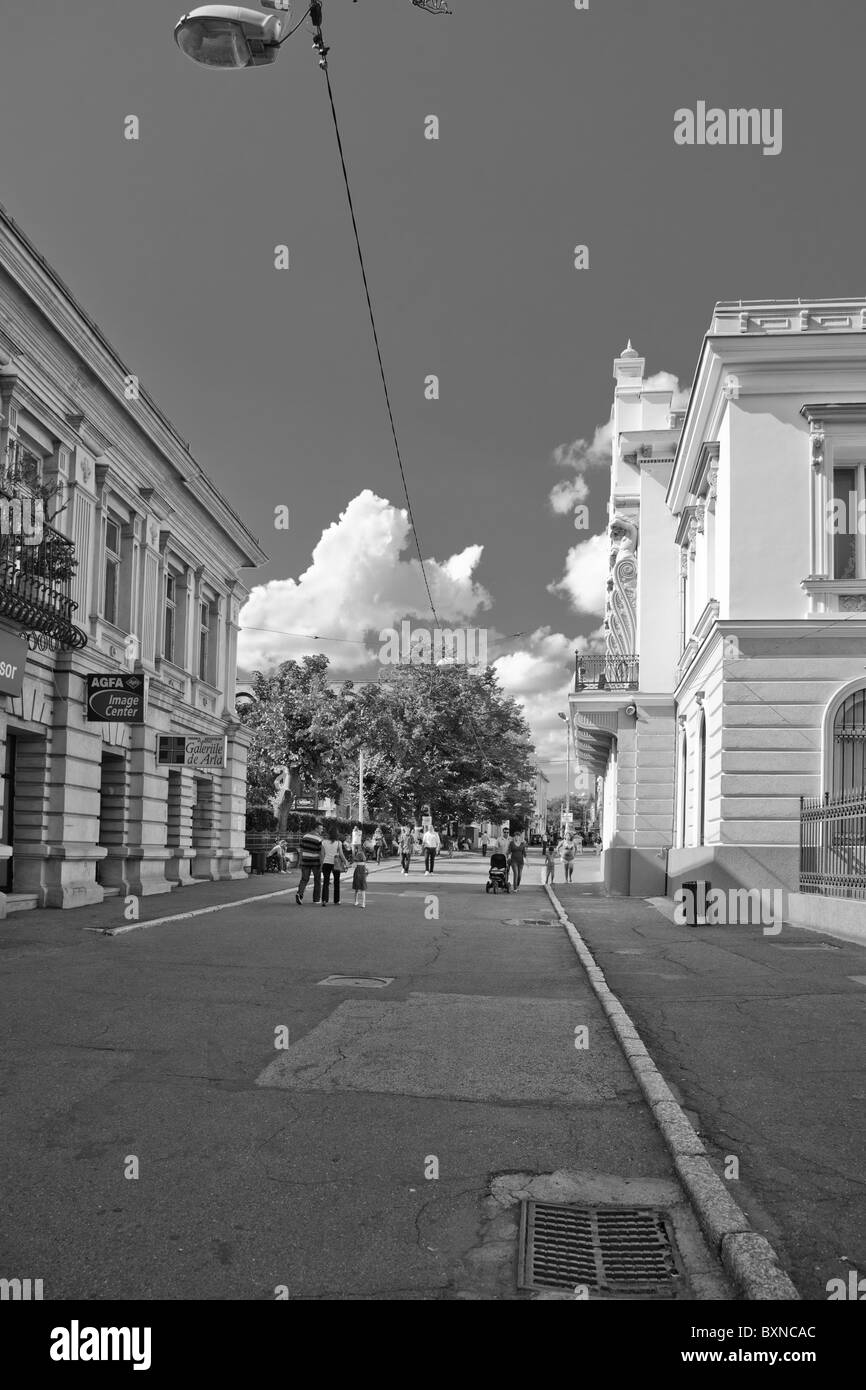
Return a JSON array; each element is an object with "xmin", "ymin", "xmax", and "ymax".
[{"xmin": 556, "ymin": 880, "xmax": 866, "ymax": 1300}]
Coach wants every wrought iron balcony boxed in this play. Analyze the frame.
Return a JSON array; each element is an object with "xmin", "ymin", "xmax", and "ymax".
[
  {"xmin": 0, "ymin": 523, "xmax": 87, "ymax": 651},
  {"xmin": 574, "ymin": 652, "xmax": 639, "ymax": 691}
]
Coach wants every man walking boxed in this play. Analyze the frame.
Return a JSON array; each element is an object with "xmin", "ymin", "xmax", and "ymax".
[
  {"xmin": 399, "ymin": 824, "xmax": 413, "ymax": 875},
  {"xmin": 296, "ymin": 820, "xmax": 325, "ymax": 905},
  {"xmin": 422, "ymin": 824, "xmax": 441, "ymax": 875}
]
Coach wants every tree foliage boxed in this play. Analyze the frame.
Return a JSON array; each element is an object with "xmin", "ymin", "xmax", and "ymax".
[{"xmin": 240, "ymin": 655, "xmax": 537, "ymax": 828}]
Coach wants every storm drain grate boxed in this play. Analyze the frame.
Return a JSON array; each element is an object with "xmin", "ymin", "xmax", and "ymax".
[
  {"xmin": 502, "ymin": 918, "xmax": 558, "ymax": 927},
  {"xmin": 518, "ymin": 1201, "xmax": 681, "ymax": 1295}
]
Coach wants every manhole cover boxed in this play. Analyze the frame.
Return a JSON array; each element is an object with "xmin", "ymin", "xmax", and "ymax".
[
  {"xmin": 502, "ymin": 918, "xmax": 557, "ymax": 927},
  {"xmin": 317, "ymin": 976, "xmax": 394, "ymax": 988},
  {"xmin": 776, "ymin": 944, "xmax": 841, "ymax": 952},
  {"xmin": 518, "ymin": 1201, "xmax": 681, "ymax": 1295}
]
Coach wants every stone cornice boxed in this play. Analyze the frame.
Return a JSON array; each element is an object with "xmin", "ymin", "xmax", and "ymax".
[
  {"xmin": 0, "ymin": 204, "xmax": 268, "ymax": 570},
  {"xmin": 800, "ymin": 402, "xmax": 866, "ymax": 426}
]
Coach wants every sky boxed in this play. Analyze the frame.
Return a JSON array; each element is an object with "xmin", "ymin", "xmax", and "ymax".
[{"xmin": 2, "ymin": 0, "xmax": 866, "ymax": 782}]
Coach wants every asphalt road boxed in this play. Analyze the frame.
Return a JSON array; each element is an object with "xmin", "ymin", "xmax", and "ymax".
[{"xmin": 0, "ymin": 852, "xmax": 724, "ymax": 1301}]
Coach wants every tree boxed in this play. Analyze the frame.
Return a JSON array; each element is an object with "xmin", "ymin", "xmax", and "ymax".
[
  {"xmin": 357, "ymin": 663, "xmax": 537, "ymax": 825},
  {"xmin": 240, "ymin": 655, "xmax": 349, "ymax": 830},
  {"xmin": 240, "ymin": 654, "xmax": 538, "ymax": 832}
]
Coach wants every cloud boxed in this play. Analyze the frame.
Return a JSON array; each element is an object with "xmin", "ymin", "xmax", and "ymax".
[
  {"xmin": 238, "ymin": 490, "xmax": 491, "ymax": 672},
  {"xmin": 548, "ymin": 420, "xmax": 613, "ymax": 518},
  {"xmin": 493, "ymin": 625, "xmax": 606, "ymax": 773},
  {"xmin": 644, "ymin": 370, "xmax": 690, "ymax": 410},
  {"xmin": 547, "ymin": 531, "xmax": 609, "ymax": 617}
]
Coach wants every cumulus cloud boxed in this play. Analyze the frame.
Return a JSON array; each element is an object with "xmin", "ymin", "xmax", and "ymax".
[
  {"xmin": 644, "ymin": 370, "xmax": 690, "ymax": 409},
  {"xmin": 238, "ymin": 490, "xmax": 491, "ymax": 672},
  {"xmin": 547, "ymin": 531, "xmax": 609, "ymax": 617},
  {"xmin": 548, "ymin": 420, "xmax": 613, "ymax": 519},
  {"xmin": 492, "ymin": 626, "xmax": 605, "ymax": 771}
]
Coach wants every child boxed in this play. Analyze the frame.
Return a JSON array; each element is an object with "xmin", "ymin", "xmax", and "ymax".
[
  {"xmin": 352, "ymin": 845, "xmax": 368, "ymax": 908},
  {"xmin": 543, "ymin": 844, "xmax": 556, "ymax": 884}
]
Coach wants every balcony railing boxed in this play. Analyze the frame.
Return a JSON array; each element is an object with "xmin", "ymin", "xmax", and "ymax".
[
  {"xmin": 0, "ymin": 523, "xmax": 87, "ymax": 651},
  {"xmin": 800, "ymin": 790, "xmax": 866, "ymax": 898},
  {"xmin": 575, "ymin": 653, "xmax": 639, "ymax": 691}
]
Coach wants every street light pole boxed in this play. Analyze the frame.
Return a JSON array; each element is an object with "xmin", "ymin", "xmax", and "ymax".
[
  {"xmin": 358, "ymin": 747, "xmax": 365, "ymax": 826},
  {"xmin": 558, "ymin": 711, "xmax": 571, "ymax": 833}
]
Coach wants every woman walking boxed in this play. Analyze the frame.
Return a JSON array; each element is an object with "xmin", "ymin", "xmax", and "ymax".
[
  {"xmin": 399, "ymin": 824, "xmax": 413, "ymax": 875},
  {"xmin": 560, "ymin": 834, "xmax": 576, "ymax": 884},
  {"xmin": 508, "ymin": 831, "xmax": 526, "ymax": 892},
  {"xmin": 321, "ymin": 825, "xmax": 347, "ymax": 905}
]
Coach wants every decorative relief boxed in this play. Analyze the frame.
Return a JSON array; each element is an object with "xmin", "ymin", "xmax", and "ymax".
[
  {"xmin": 839, "ymin": 595, "xmax": 866, "ymax": 612},
  {"xmin": 810, "ymin": 428, "xmax": 825, "ymax": 471},
  {"xmin": 606, "ymin": 513, "xmax": 638, "ymax": 659},
  {"xmin": 707, "ymin": 461, "xmax": 719, "ymax": 506}
]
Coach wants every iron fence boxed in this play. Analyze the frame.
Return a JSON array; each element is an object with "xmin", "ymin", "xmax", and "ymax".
[
  {"xmin": 800, "ymin": 790, "xmax": 866, "ymax": 898},
  {"xmin": 575, "ymin": 652, "xmax": 639, "ymax": 690},
  {"xmin": 0, "ymin": 522, "xmax": 86, "ymax": 649}
]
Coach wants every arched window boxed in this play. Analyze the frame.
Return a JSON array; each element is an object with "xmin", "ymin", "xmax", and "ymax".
[
  {"xmin": 678, "ymin": 732, "xmax": 688, "ymax": 848},
  {"xmin": 697, "ymin": 712, "xmax": 707, "ymax": 847},
  {"xmin": 831, "ymin": 687, "xmax": 866, "ymax": 796}
]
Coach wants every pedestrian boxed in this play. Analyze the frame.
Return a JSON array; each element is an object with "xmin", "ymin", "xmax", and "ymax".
[
  {"xmin": 295, "ymin": 819, "xmax": 325, "ymax": 905},
  {"xmin": 352, "ymin": 845, "xmax": 368, "ymax": 908},
  {"xmin": 508, "ymin": 830, "xmax": 526, "ymax": 892},
  {"xmin": 422, "ymin": 824, "xmax": 441, "ymax": 875},
  {"xmin": 543, "ymin": 842, "xmax": 556, "ymax": 884},
  {"xmin": 321, "ymin": 823, "xmax": 347, "ymax": 906},
  {"xmin": 268, "ymin": 835, "xmax": 287, "ymax": 871},
  {"xmin": 560, "ymin": 834, "xmax": 576, "ymax": 884},
  {"xmin": 373, "ymin": 826, "xmax": 384, "ymax": 864},
  {"xmin": 480, "ymin": 834, "xmax": 488, "ymax": 857},
  {"xmin": 399, "ymin": 824, "xmax": 413, "ymax": 875}
]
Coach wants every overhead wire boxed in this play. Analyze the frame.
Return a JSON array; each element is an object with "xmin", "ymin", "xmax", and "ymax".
[{"xmin": 314, "ymin": 15, "xmax": 441, "ymax": 629}]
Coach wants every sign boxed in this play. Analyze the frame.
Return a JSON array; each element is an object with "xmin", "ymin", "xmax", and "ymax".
[
  {"xmin": 0, "ymin": 629, "xmax": 26, "ymax": 697},
  {"xmin": 157, "ymin": 735, "xmax": 227, "ymax": 768},
  {"xmin": 86, "ymin": 673, "xmax": 146, "ymax": 723}
]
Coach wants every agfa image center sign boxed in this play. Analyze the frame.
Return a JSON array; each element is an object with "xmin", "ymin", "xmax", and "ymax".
[{"xmin": 86, "ymin": 674, "xmax": 146, "ymax": 723}]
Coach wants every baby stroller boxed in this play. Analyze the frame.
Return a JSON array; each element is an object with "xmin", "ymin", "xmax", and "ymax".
[{"xmin": 485, "ymin": 851, "xmax": 510, "ymax": 894}]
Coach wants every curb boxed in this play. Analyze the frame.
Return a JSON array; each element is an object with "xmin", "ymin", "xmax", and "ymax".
[{"xmin": 545, "ymin": 884, "xmax": 800, "ymax": 1301}]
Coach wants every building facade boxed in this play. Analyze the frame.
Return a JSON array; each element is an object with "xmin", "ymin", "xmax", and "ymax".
[
  {"xmin": 0, "ymin": 205, "xmax": 267, "ymax": 913},
  {"xmin": 531, "ymin": 768, "xmax": 549, "ymax": 839},
  {"xmin": 572, "ymin": 303, "xmax": 866, "ymax": 929}
]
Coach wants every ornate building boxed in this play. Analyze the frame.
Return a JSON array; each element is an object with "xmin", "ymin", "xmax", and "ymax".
[
  {"xmin": 0, "ymin": 204, "xmax": 267, "ymax": 912},
  {"xmin": 570, "ymin": 306, "xmax": 866, "ymax": 930}
]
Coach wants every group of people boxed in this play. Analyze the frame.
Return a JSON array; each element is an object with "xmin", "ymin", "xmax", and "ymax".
[
  {"xmin": 398, "ymin": 824, "xmax": 445, "ymax": 875},
  {"xmin": 540, "ymin": 829, "xmax": 598, "ymax": 883},
  {"xmin": 294, "ymin": 821, "xmax": 371, "ymax": 909},
  {"xmin": 482, "ymin": 830, "xmax": 527, "ymax": 892}
]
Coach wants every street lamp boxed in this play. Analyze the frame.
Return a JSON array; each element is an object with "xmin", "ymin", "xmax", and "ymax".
[
  {"xmin": 557, "ymin": 711, "xmax": 571, "ymax": 831},
  {"xmin": 174, "ymin": 6, "xmax": 290, "ymax": 69}
]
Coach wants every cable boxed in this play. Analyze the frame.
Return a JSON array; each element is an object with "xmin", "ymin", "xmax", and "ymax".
[
  {"xmin": 279, "ymin": 6, "xmax": 312, "ymax": 44},
  {"xmin": 315, "ymin": 29, "xmax": 441, "ymax": 629}
]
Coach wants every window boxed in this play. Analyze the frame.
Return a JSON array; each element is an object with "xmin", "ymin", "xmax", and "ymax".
[
  {"xmin": 697, "ymin": 712, "xmax": 707, "ymax": 847},
  {"xmin": 678, "ymin": 734, "xmax": 688, "ymax": 848},
  {"xmin": 831, "ymin": 687, "xmax": 866, "ymax": 796},
  {"xmin": 198, "ymin": 599, "xmax": 211, "ymax": 682},
  {"xmin": 103, "ymin": 518, "xmax": 121, "ymax": 626},
  {"xmin": 164, "ymin": 573, "xmax": 176, "ymax": 664},
  {"xmin": 831, "ymin": 465, "xmax": 862, "ymax": 579}
]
